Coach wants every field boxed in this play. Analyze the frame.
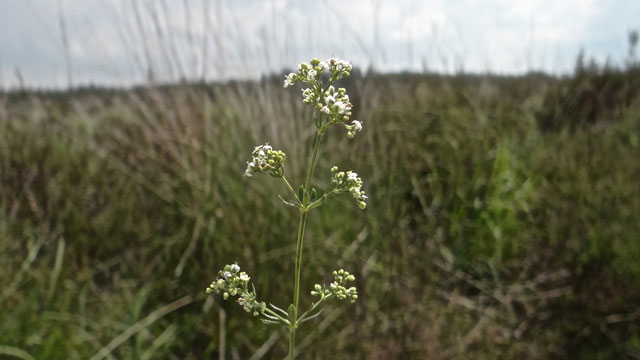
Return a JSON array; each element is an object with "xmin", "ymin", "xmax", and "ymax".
[{"xmin": 1, "ymin": 64, "xmax": 639, "ymax": 359}]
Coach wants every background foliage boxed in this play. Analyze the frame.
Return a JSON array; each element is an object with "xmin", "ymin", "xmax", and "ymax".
[{"xmin": 1, "ymin": 60, "xmax": 639, "ymax": 359}]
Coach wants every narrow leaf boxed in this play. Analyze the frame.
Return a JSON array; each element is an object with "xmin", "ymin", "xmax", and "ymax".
[
  {"xmin": 287, "ymin": 304, "xmax": 297, "ymax": 323},
  {"xmin": 269, "ymin": 303, "xmax": 289, "ymax": 317},
  {"xmin": 278, "ymin": 195, "xmax": 300, "ymax": 208},
  {"xmin": 299, "ymin": 309, "xmax": 324, "ymax": 324},
  {"xmin": 308, "ymin": 196, "xmax": 325, "ymax": 210},
  {"xmin": 260, "ymin": 318, "xmax": 282, "ymax": 325}
]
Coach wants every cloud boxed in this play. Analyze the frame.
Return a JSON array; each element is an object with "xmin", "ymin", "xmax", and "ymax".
[{"xmin": 0, "ymin": 0, "xmax": 638, "ymax": 88}]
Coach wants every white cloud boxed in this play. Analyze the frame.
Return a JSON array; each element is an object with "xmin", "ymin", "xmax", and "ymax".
[{"xmin": 0, "ymin": 0, "xmax": 638, "ymax": 88}]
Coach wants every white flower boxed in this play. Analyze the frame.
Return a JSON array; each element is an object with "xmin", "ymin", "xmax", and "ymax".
[
  {"xmin": 334, "ymin": 101, "xmax": 346, "ymax": 114},
  {"xmin": 352, "ymin": 120, "xmax": 362, "ymax": 131},
  {"xmin": 301, "ymin": 88, "xmax": 314, "ymax": 103},
  {"xmin": 239, "ymin": 273, "xmax": 250, "ymax": 281},
  {"xmin": 321, "ymin": 106, "xmax": 331, "ymax": 114},
  {"xmin": 307, "ymin": 69, "xmax": 317, "ymax": 81},
  {"xmin": 245, "ymin": 144, "xmax": 286, "ymax": 177},
  {"xmin": 230, "ymin": 263, "xmax": 240, "ymax": 272},
  {"xmin": 330, "ymin": 167, "xmax": 367, "ymax": 209},
  {"xmin": 283, "ymin": 72, "xmax": 295, "ymax": 88},
  {"xmin": 325, "ymin": 95, "xmax": 336, "ymax": 104}
]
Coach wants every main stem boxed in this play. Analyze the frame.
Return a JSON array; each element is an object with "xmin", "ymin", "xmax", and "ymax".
[{"xmin": 289, "ymin": 130, "xmax": 324, "ymax": 360}]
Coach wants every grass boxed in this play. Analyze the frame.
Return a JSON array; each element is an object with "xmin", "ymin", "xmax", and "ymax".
[{"xmin": 0, "ymin": 66, "xmax": 639, "ymax": 359}]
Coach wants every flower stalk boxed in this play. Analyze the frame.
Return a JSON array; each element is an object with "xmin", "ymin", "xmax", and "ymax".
[{"xmin": 206, "ymin": 58, "xmax": 365, "ymax": 359}]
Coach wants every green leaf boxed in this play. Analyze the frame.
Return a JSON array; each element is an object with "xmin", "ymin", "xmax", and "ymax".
[
  {"xmin": 299, "ymin": 309, "xmax": 324, "ymax": 324},
  {"xmin": 308, "ymin": 195, "xmax": 325, "ymax": 210},
  {"xmin": 311, "ymin": 188, "xmax": 317, "ymax": 202},
  {"xmin": 260, "ymin": 318, "xmax": 282, "ymax": 325},
  {"xmin": 298, "ymin": 186, "xmax": 305, "ymax": 203},
  {"xmin": 269, "ymin": 303, "xmax": 289, "ymax": 317},
  {"xmin": 287, "ymin": 304, "xmax": 297, "ymax": 323},
  {"xmin": 278, "ymin": 195, "xmax": 300, "ymax": 208}
]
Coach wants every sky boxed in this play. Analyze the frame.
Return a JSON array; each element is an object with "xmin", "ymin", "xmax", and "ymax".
[{"xmin": 1, "ymin": 0, "xmax": 639, "ymax": 89}]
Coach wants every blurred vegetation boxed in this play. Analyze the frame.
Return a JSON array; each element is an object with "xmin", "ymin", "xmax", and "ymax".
[{"xmin": 1, "ymin": 52, "xmax": 640, "ymax": 359}]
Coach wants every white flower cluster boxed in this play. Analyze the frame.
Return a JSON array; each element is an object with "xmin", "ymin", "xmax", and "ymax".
[
  {"xmin": 283, "ymin": 57, "xmax": 352, "ymax": 89},
  {"xmin": 206, "ymin": 263, "xmax": 267, "ymax": 316},
  {"xmin": 245, "ymin": 144, "xmax": 287, "ymax": 178},
  {"xmin": 283, "ymin": 59, "xmax": 326, "ymax": 88},
  {"xmin": 330, "ymin": 166, "xmax": 367, "ymax": 209},
  {"xmin": 283, "ymin": 57, "xmax": 362, "ymax": 138},
  {"xmin": 319, "ymin": 86, "xmax": 361, "ymax": 138},
  {"xmin": 310, "ymin": 269, "xmax": 358, "ymax": 303},
  {"xmin": 326, "ymin": 57, "xmax": 352, "ymax": 79}
]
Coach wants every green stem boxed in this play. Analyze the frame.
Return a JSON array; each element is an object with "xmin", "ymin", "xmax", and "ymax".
[
  {"xmin": 289, "ymin": 130, "xmax": 324, "ymax": 360},
  {"xmin": 304, "ymin": 131, "xmax": 324, "ymax": 192},
  {"xmin": 292, "ymin": 211, "xmax": 308, "ymax": 314},
  {"xmin": 289, "ymin": 327, "xmax": 296, "ymax": 359}
]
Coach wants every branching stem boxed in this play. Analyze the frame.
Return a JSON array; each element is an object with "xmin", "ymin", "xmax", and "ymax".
[{"xmin": 289, "ymin": 129, "xmax": 325, "ymax": 359}]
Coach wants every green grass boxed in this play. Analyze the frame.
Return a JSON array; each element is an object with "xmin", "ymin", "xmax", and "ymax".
[{"xmin": 1, "ymin": 69, "xmax": 639, "ymax": 359}]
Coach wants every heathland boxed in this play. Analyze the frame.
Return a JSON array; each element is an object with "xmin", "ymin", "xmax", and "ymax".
[{"xmin": 1, "ymin": 64, "xmax": 639, "ymax": 359}]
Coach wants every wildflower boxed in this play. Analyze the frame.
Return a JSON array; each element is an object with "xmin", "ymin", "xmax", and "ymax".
[
  {"xmin": 307, "ymin": 69, "xmax": 317, "ymax": 81},
  {"xmin": 324, "ymin": 95, "xmax": 336, "ymax": 104},
  {"xmin": 282, "ymin": 58, "xmax": 363, "ymax": 137},
  {"xmin": 330, "ymin": 167, "xmax": 367, "ymax": 209},
  {"xmin": 206, "ymin": 263, "xmax": 266, "ymax": 317},
  {"xmin": 245, "ymin": 144, "xmax": 287, "ymax": 178},
  {"xmin": 283, "ymin": 72, "xmax": 296, "ymax": 88},
  {"xmin": 301, "ymin": 88, "xmax": 317, "ymax": 105},
  {"xmin": 311, "ymin": 269, "xmax": 358, "ymax": 303},
  {"xmin": 344, "ymin": 119, "xmax": 363, "ymax": 139},
  {"xmin": 327, "ymin": 58, "xmax": 352, "ymax": 78}
]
